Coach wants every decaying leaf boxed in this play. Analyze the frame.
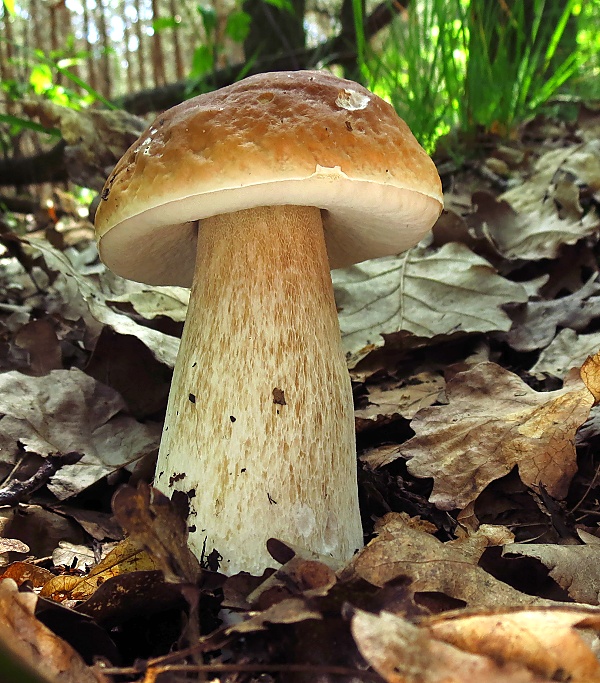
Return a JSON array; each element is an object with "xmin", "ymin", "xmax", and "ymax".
[
  {"xmin": 354, "ymin": 371, "xmax": 445, "ymax": 425},
  {"xmin": 402, "ymin": 356, "xmax": 600, "ymax": 510},
  {"xmin": 344, "ymin": 513, "xmax": 534, "ymax": 609},
  {"xmin": 333, "ymin": 242, "xmax": 527, "ymax": 356},
  {"xmin": 27, "ymin": 238, "xmax": 180, "ymax": 367},
  {"xmin": 0, "ymin": 578, "xmax": 106, "ymax": 683},
  {"xmin": 531, "ymin": 328, "xmax": 600, "ymax": 379},
  {"xmin": 40, "ymin": 536, "xmax": 157, "ymax": 601},
  {"xmin": 351, "ymin": 604, "xmax": 600, "ymax": 683},
  {"xmin": 0, "ymin": 368, "xmax": 161, "ymax": 499},
  {"xmin": 107, "ymin": 282, "xmax": 189, "ymax": 321},
  {"xmin": 428, "ymin": 606, "xmax": 600, "ymax": 681},
  {"xmin": 470, "ymin": 142, "xmax": 600, "ymax": 262},
  {"xmin": 505, "ymin": 276, "xmax": 600, "ymax": 352},
  {"xmin": 351, "ymin": 608, "xmax": 547, "ymax": 683},
  {"xmin": 503, "ymin": 542, "xmax": 600, "ymax": 605},
  {"xmin": 112, "ymin": 483, "xmax": 202, "ymax": 585}
]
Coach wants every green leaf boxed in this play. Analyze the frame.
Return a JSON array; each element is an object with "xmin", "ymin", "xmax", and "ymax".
[
  {"xmin": 225, "ymin": 11, "xmax": 251, "ymax": 43},
  {"xmin": 190, "ymin": 44, "xmax": 213, "ymax": 77},
  {"xmin": 263, "ymin": 0, "xmax": 294, "ymax": 13},
  {"xmin": 197, "ymin": 5, "xmax": 217, "ymax": 37},
  {"xmin": 152, "ymin": 15, "xmax": 180, "ymax": 32},
  {"xmin": 0, "ymin": 113, "xmax": 61, "ymax": 137},
  {"xmin": 2, "ymin": 0, "xmax": 15, "ymax": 15},
  {"xmin": 29, "ymin": 63, "xmax": 53, "ymax": 94}
]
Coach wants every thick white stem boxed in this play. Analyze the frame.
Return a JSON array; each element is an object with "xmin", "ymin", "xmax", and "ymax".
[{"xmin": 154, "ymin": 205, "xmax": 362, "ymax": 575}]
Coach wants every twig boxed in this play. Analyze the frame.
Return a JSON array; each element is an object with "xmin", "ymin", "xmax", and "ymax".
[
  {"xmin": 0, "ymin": 452, "xmax": 83, "ymax": 506},
  {"xmin": 100, "ymin": 662, "xmax": 382, "ymax": 681}
]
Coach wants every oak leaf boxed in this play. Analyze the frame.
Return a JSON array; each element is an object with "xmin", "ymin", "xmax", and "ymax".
[{"xmin": 402, "ymin": 357, "xmax": 600, "ymax": 510}]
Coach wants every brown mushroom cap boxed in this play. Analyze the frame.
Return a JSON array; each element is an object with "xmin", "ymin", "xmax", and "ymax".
[{"xmin": 95, "ymin": 70, "xmax": 443, "ymax": 287}]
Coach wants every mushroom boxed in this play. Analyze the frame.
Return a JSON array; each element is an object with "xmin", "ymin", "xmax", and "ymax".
[{"xmin": 95, "ymin": 70, "xmax": 442, "ymax": 575}]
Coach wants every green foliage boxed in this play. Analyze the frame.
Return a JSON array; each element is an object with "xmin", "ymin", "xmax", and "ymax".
[
  {"xmin": 152, "ymin": 15, "xmax": 181, "ymax": 32},
  {"xmin": 362, "ymin": 0, "xmax": 595, "ymax": 152},
  {"xmin": 225, "ymin": 11, "xmax": 251, "ymax": 43}
]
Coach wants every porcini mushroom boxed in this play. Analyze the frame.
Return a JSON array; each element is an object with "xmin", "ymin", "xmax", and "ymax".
[{"xmin": 95, "ymin": 70, "xmax": 442, "ymax": 575}]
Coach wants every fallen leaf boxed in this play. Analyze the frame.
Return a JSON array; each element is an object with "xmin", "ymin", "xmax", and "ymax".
[
  {"xmin": 531, "ymin": 328, "xmax": 600, "ymax": 378},
  {"xmin": 27, "ymin": 238, "xmax": 180, "ymax": 367},
  {"xmin": 107, "ymin": 282, "xmax": 189, "ymax": 321},
  {"xmin": 505, "ymin": 276, "xmax": 600, "ymax": 352},
  {"xmin": 226, "ymin": 597, "xmax": 322, "ymax": 635},
  {"xmin": 40, "ymin": 536, "xmax": 157, "ymax": 601},
  {"xmin": 112, "ymin": 483, "xmax": 202, "ymax": 585},
  {"xmin": 333, "ymin": 242, "xmax": 527, "ymax": 356},
  {"xmin": 0, "ymin": 578, "xmax": 106, "ymax": 683},
  {"xmin": 402, "ymin": 359, "xmax": 599, "ymax": 509},
  {"xmin": 1, "ymin": 562, "xmax": 54, "ymax": 588},
  {"xmin": 354, "ymin": 371, "xmax": 445, "ymax": 424},
  {"xmin": 0, "ymin": 368, "xmax": 161, "ymax": 499},
  {"xmin": 0, "ymin": 538, "xmax": 29, "ymax": 554},
  {"xmin": 351, "ymin": 608, "xmax": 548, "ymax": 683},
  {"xmin": 428, "ymin": 606, "xmax": 600, "ymax": 681},
  {"xmin": 469, "ymin": 142, "xmax": 600, "ymax": 261},
  {"xmin": 344, "ymin": 513, "xmax": 535, "ymax": 609},
  {"xmin": 503, "ymin": 542, "xmax": 600, "ymax": 605}
]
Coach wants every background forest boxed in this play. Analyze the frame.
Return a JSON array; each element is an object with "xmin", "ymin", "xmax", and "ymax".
[{"xmin": 2, "ymin": 1, "xmax": 600, "ymax": 683}]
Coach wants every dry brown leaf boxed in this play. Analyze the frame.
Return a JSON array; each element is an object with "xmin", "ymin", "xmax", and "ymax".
[
  {"xmin": 505, "ymin": 276, "xmax": 600, "ymax": 352},
  {"xmin": 226, "ymin": 597, "xmax": 322, "ymax": 635},
  {"xmin": 428, "ymin": 606, "xmax": 600, "ymax": 682},
  {"xmin": 503, "ymin": 542, "xmax": 600, "ymax": 605},
  {"xmin": 333, "ymin": 242, "xmax": 527, "ymax": 356},
  {"xmin": 472, "ymin": 142, "xmax": 600, "ymax": 261},
  {"xmin": 0, "ymin": 368, "xmax": 161, "ymax": 499},
  {"xmin": 344, "ymin": 513, "xmax": 536, "ymax": 609},
  {"xmin": 532, "ymin": 329, "xmax": 600, "ymax": 378},
  {"xmin": 0, "ymin": 578, "xmax": 106, "ymax": 683},
  {"xmin": 1, "ymin": 561, "xmax": 55, "ymax": 588},
  {"xmin": 402, "ymin": 358, "xmax": 600, "ymax": 510},
  {"xmin": 27, "ymin": 238, "xmax": 180, "ymax": 367},
  {"xmin": 112, "ymin": 483, "xmax": 202, "ymax": 585},
  {"xmin": 40, "ymin": 536, "xmax": 157, "ymax": 601},
  {"xmin": 355, "ymin": 371, "xmax": 445, "ymax": 424},
  {"xmin": 351, "ymin": 608, "xmax": 551, "ymax": 683}
]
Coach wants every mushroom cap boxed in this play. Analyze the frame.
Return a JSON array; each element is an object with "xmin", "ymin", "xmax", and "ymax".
[{"xmin": 95, "ymin": 70, "xmax": 443, "ymax": 287}]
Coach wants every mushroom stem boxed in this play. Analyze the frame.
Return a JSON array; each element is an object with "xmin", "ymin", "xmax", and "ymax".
[{"xmin": 154, "ymin": 205, "xmax": 363, "ymax": 575}]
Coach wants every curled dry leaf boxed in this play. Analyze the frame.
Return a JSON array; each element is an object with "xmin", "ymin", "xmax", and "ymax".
[
  {"xmin": 354, "ymin": 371, "xmax": 445, "ymax": 425},
  {"xmin": 470, "ymin": 142, "xmax": 600, "ymax": 262},
  {"xmin": 345, "ymin": 513, "xmax": 535, "ymax": 609},
  {"xmin": 112, "ymin": 483, "xmax": 202, "ymax": 585},
  {"xmin": 505, "ymin": 276, "xmax": 600, "ymax": 352},
  {"xmin": 40, "ymin": 536, "xmax": 157, "ymax": 601},
  {"xmin": 0, "ymin": 578, "xmax": 106, "ymax": 683},
  {"xmin": 333, "ymin": 242, "xmax": 527, "ymax": 356},
  {"xmin": 27, "ymin": 238, "xmax": 180, "ymax": 367},
  {"xmin": 503, "ymin": 542, "xmax": 600, "ymax": 605},
  {"xmin": 428, "ymin": 606, "xmax": 600, "ymax": 682},
  {"xmin": 402, "ymin": 355, "xmax": 600, "ymax": 510},
  {"xmin": 351, "ymin": 608, "xmax": 550, "ymax": 683},
  {"xmin": 0, "ymin": 368, "xmax": 161, "ymax": 500},
  {"xmin": 531, "ymin": 329, "xmax": 600, "ymax": 379},
  {"xmin": 352, "ymin": 605, "xmax": 600, "ymax": 683}
]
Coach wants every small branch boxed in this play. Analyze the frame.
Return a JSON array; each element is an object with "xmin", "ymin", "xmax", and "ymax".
[
  {"xmin": 0, "ymin": 452, "xmax": 83, "ymax": 506},
  {"xmin": 100, "ymin": 662, "xmax": 382, "ymax": 681}
]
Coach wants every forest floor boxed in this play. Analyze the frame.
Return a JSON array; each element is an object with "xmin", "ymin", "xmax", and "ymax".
[{"xmin": 1, "ymin": 104, "xmax": 600, "ymax": 683}]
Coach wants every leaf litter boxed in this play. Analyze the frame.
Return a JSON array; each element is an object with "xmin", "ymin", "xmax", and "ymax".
[{"xmin": 1, "ymin": 108, "xmax": 600, "ymax": 682}]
